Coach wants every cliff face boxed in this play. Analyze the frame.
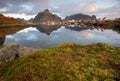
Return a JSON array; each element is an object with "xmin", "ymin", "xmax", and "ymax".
[
  {"xmin": 33, "ymin": 9, "xmax": 61, "ymax": 22},
  {"xmin": 65, "ymin": 13, "xmax": 97, "ymax": 20}
]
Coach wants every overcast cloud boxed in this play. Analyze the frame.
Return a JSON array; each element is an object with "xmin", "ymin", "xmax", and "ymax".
[{"xmin": 0, "ymin": 0, "xmax": 119, "ymax": 19}]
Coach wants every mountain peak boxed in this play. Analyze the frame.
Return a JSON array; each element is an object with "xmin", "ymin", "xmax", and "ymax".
[
  {"xmin": 43, "ymin": 9, "xmax": 50, "ymax": 13},
  {"xmin": 33, "ymin": 9, "xmax": 61, "ymax": 22}
]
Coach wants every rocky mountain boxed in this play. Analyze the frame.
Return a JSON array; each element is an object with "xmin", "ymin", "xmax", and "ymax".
[
  {"xmin": 65, "ymin": 13, "xmax": 97, "ymax": 20},
  {"xmin": 16, "ymin": 18, "xmax": 26, "ymax": 22},
  {"xmin": 33, "ymin": 9, "xmax": 61, "ymax": 22}
]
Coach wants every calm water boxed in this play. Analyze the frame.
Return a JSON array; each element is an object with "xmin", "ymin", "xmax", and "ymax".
[{"xmin": 1, "ymin": 26, "xmax": 120, "ymax": 48}]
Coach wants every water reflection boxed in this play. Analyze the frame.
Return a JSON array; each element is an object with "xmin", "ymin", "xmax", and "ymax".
[
  {"xmin": 0, "ymin": 26, "xmax": 27, "ymax": 46},
  {"xmin": 36, "ymin": 25, "xmax": 60, "ymax": 35},
  {"xmin": 1, "ymin": 25, "xmax": 120, "ymax": 48},
  {"xmin": 0, "ymin": 26, "xmax": 27, "ymax": 37},
  {"xmin": 65, "ymin": 26, "xmax": 89, "ymax": 31}
]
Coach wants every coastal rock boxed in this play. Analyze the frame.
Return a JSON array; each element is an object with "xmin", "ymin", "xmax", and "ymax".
[
  {"xmin": 18, "ymin": 47, "xmax": 39, "ymax": 57},
  {"xmin": 0, "ymin": 43, "xmax": 19, "ymax": 63}
]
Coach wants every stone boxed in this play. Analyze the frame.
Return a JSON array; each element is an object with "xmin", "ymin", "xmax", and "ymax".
[
  {"xmin": 0, "ymin": 43, "xmax": 19, "ymax": 63},
  {"xmin": 18, "ymin": 47, "xmax": 39, "ymax": 57}
]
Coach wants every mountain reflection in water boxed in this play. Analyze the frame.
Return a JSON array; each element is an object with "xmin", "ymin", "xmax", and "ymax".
[
  {"xmin": 0, "ymin": 25, "xmax": 120, "ymax": 48},
  {"xmin": 36, "ymin": 25, "xmax": 60, "ymax": 35}
]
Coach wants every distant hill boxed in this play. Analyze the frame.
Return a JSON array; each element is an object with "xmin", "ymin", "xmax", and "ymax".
[
  {"xmin": 33, "ymin": 9, "xmax": 61, "ymax": 22},
  {"xmin": 16, "ymin": 18, "xmax": 26, "ymax": 22},
  {"xmin": 0, "ymin": 14, "xmax": 26, "ymax": 25},
  {"xmin": 65, "ymin": 13, "xmax": 97, "ymax": 20}
]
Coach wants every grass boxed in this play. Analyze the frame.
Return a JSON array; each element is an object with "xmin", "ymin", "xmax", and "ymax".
[{"xmin": 0, "ymin": 43, "xmax": 120, "ymax": 81}]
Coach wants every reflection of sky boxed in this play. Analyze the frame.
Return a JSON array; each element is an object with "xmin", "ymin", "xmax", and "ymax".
[
  {"xmin": 4, "ymin": 27, "xmax": 120, "ymax": 48},
  {"xmin": 51, "ymin": 27, "xmax": 95, "ymax": 44}
]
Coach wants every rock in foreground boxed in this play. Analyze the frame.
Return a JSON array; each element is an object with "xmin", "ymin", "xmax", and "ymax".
[
  {"xmin": 18, "ymin": 47, "xmax": 39, "ymax": 57},
  {"xmin": 0, "ymin": 43, "xmax": 18, "ymax": 63},
  {"xmin": 0, "ymin": 44, "xmax": 40, "ymax": 63}
]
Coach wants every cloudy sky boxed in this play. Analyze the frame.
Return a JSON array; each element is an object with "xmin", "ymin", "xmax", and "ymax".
[{"xmin": 0, "ymin": 0, "xmax": 120, "ymax": 20}]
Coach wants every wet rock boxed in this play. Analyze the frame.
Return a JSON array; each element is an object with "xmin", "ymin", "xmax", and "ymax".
[
  {"xmin": 18, "ymin": 47, "xmax": 39, "ymax": 57},
  {"xmin": 0, "ymin": 43, "xmax": 19, "ymax": 63}
]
